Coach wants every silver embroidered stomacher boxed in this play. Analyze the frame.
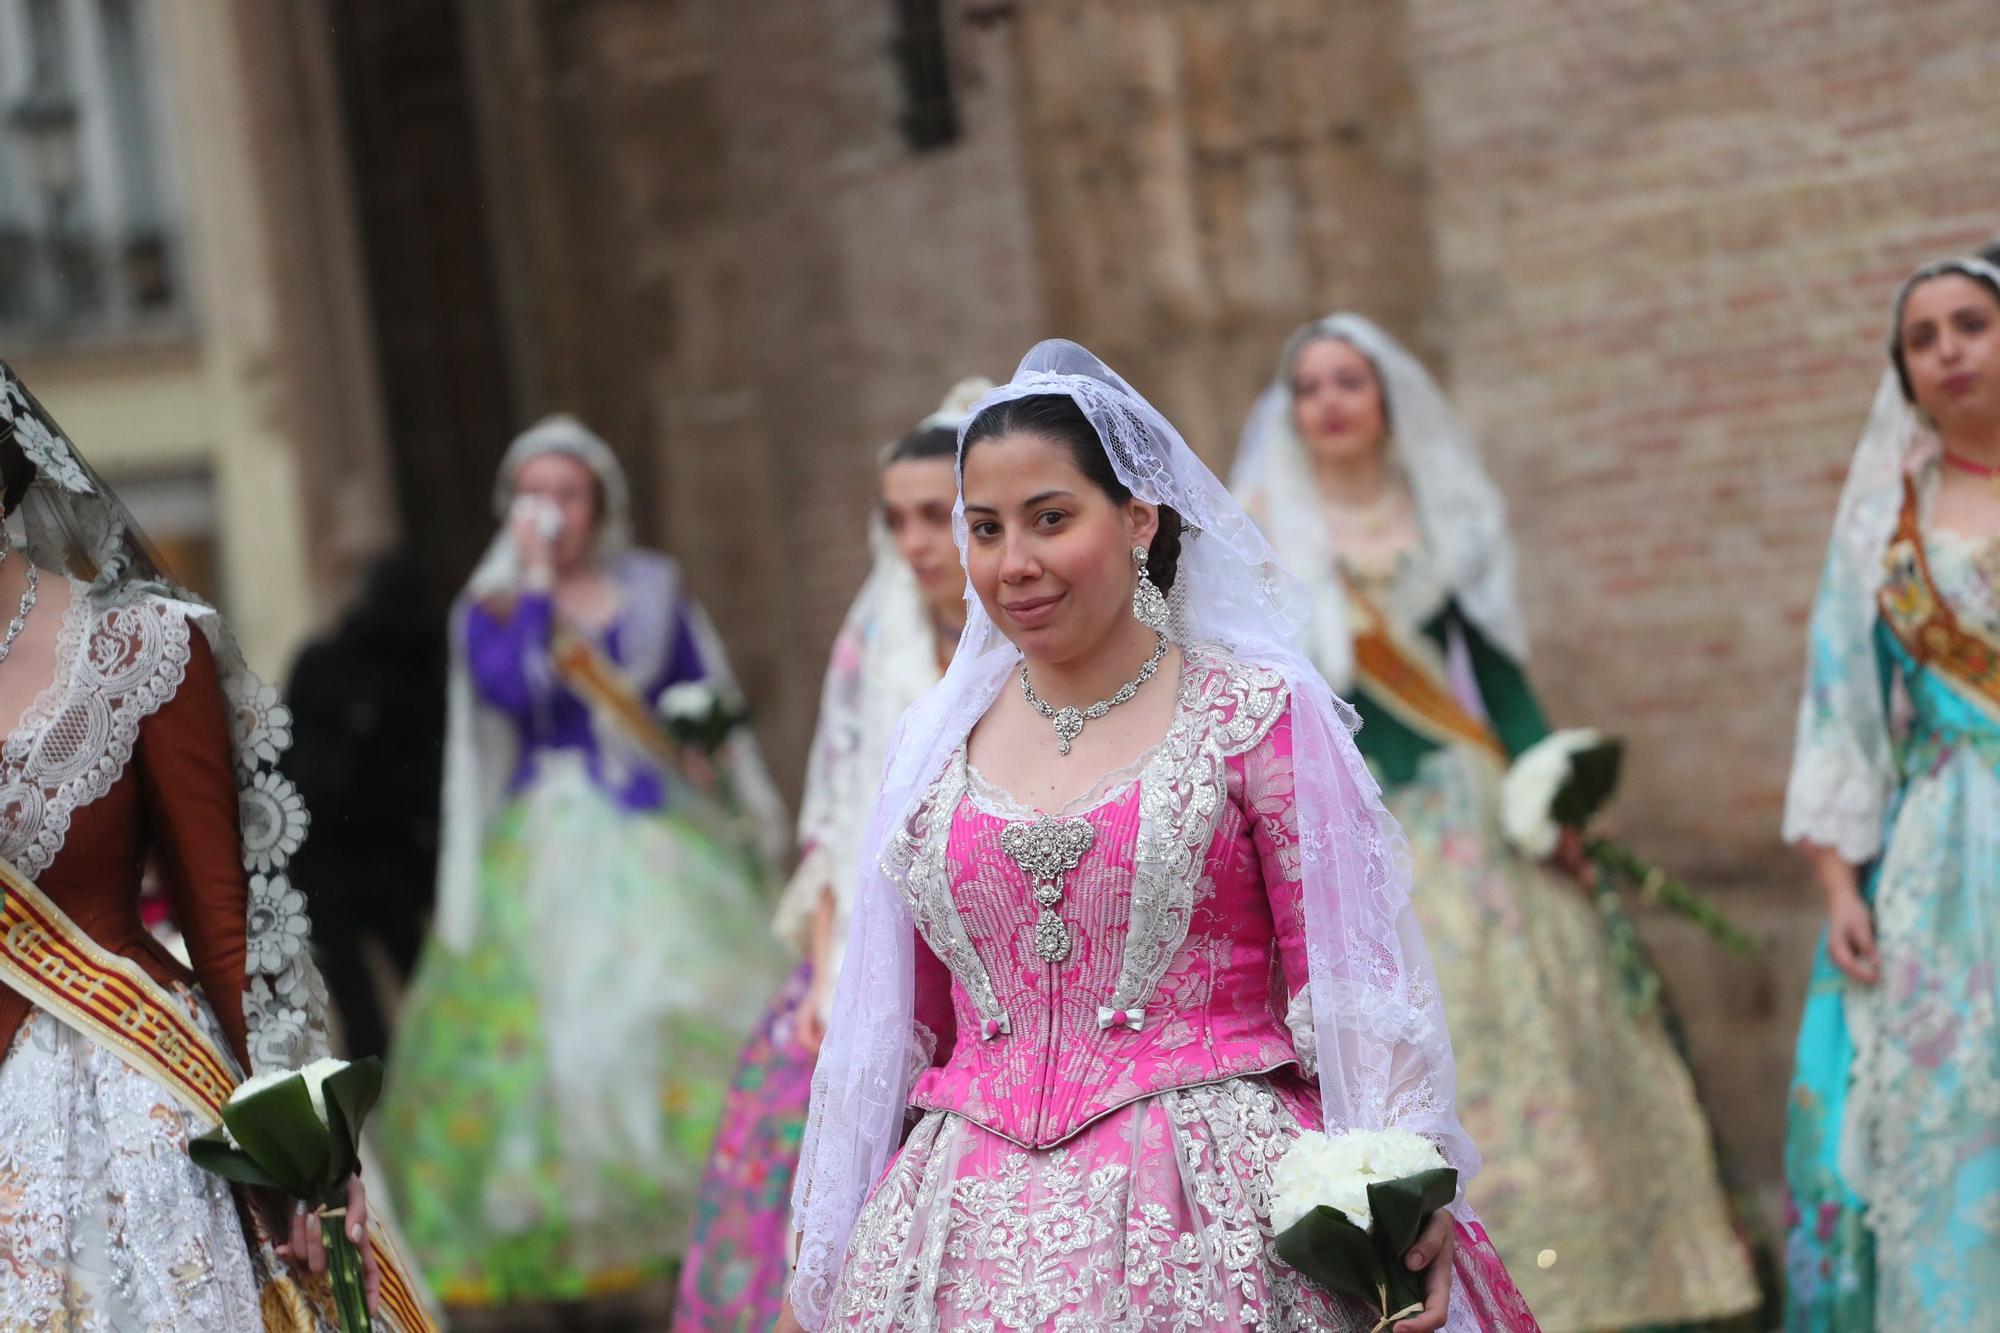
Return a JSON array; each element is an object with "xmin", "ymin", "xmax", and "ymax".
[{"xmin": 1000, "ymin": 815, "xmax": 1094, "ymax": 963}]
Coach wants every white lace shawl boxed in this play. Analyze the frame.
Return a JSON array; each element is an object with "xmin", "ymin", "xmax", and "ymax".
[
  {"xmin": 1780, "ymin": 370, "xmax": 1921, "ymax": 862},
  {"xmin": 772, "ymin": 518, "xmax": 940, "ymax": 982},
  {"xmin": 1230, "ymin": 313, "xmax": 1528, "ymax": 691}
]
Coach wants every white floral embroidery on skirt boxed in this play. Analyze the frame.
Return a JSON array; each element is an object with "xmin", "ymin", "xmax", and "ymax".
[
  {"xmin": 0, "ymin": 1005, "xmax": 265, "ymax": 1332},
  {"xmin": 831, "ymin": 1076, "xmax": 1372, "ymax": 1332}
]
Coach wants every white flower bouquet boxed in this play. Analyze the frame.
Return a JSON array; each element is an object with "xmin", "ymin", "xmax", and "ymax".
[
  {"xmin": 190, "ymin": 1056, "xmax": 382, "ymax": 1331},
  {"xmin": 1499, "ymin": 729, "xmax": 1757, "ymax": 1011},
  {"xmin": 1271, "ymin": 1128, "xmax": 1458, "ymax": 1332},
  {"xmin": 658, "ymin": 680, "xmax": 749, "ymax": 756}
]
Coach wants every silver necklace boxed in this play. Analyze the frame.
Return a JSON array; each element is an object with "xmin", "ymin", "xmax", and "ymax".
[
  {"xmin": 0, "ymin": 549, "xmax": 37, "ymax": 668},
  {"xmin": 1019, "ymin": 631, "xmax": 1168, "ymax": 756}
]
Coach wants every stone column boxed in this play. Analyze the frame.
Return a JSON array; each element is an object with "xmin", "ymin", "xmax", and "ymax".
[{"xmin": 1005, "ymin": 0, "xmax": 1439, "ymax": 464}]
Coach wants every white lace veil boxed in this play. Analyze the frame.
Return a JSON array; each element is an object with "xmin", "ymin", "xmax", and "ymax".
[
  {"xmin": 773, "ymin": 378, "xmax": 991, "ymax": 969},
  {"xmin": 1230, "ymin": 313, "xmax": 1528, "ymax": 690},
  {"xmin": 790, "ymin": 341, "xmax": 1480, "ymax": 1328},
  {"xmin": 435, "ymin": 415, "xmax": 787, "ymax": 951},
  {"xmin": 0, "ymin": 362, "xmax": 331, "ymax": 1073},
  {"xmin": 1780, "ymin": 254, "xmax": 2000, "ymax": 860}
]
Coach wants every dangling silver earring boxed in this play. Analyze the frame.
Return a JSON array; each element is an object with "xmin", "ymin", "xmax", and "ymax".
[{"xmin": 1132, "ymin": 545, "xmax": 1170, "ymax": 631}]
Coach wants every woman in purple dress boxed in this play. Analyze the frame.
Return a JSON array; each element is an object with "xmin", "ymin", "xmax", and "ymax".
[{"xmin": 377, "ymin": 416, "xmax": 788, "ymax": 1314}]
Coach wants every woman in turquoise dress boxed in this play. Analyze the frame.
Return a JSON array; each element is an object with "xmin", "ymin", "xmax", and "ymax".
[
  {"xmin": 1781, "ymin": 252, "xmax": 2000, "ymax": 1329},
  {"xmin": 377, "ymin": 416, "xmax": 788, "ymax": 1313}
]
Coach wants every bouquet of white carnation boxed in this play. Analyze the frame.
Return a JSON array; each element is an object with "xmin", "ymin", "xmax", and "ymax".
[
  {"xmin": 658, "ymin": 680, "xmax": 748, "ymax": 756},
  {"xmin": 1271, "ymin": 1128, "xmax": 1457, "ymax": 1332},
  {"xmin": 1498, "ymin": 729, "xmax": 1757, "ymax": 1013},
  {"xmin": 190, "ymin": 1056, "xmax": 382, "ymax": 1331}
]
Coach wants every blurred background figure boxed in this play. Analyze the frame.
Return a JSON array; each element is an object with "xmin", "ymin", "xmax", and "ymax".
[
  {"xmin": 1781, "ymin": 249, "xmax": 2000, "ymax": 1329},
  {"xmin": 674, "ymin": 376, "xmax": 985, "ymax": 1332},
  {"xmin": 282, "ymin": 549, "xmax": 446, "ymax": 1060},
  {"xmin": 374, "ymin": 417, "xmax": 787, "ymax": 1324},
  {"xmin": 1233, "ymin": 315, "xmax": 1762, "ymax": 1331}
]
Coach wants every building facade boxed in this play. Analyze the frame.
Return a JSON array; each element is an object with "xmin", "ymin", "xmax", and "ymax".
[{"xmin": 0, "ymin": 0, "xmax": 394, "ymax": 675}]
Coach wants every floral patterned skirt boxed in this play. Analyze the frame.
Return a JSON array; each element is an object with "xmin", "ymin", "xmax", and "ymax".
[
  {"xmin": 0, "ymin": 1002, "xmax": 296, "ymax": 1332},
  {"xmin": 829, "ymin": 1073, "xmax": 1538, "ymax": 1333},
  {"xmin": 1783, "ymin": 749, "xmax": 2000, "ymax": 1329},
  {"xmin": 377, "ymin": 764, "xmax": 786, "ymax": 1307},
  {"xmin": 1393, "ymin": 749, "xmax": 1760, "ymax": 1331},
  {"xmin": 672, "ymin": 958, "xmax": 818, "ymax": 1332}
]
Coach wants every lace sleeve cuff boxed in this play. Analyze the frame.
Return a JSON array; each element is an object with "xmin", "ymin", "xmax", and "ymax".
[{"xmin": 1782, "ymin": 749, "xmax": 1888, "ymax": 864}]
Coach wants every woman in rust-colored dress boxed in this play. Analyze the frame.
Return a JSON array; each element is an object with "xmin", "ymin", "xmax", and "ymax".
[{"xmin": 0, "ymin": 363, "xmax": 398, "ymax": 1331}]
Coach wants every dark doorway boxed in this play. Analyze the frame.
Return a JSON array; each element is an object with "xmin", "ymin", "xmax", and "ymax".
[{"xmin": 322, "ymin": 0, "xmax": 516, "ymax": 609}]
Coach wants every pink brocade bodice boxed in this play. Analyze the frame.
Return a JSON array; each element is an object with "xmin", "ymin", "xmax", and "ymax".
[{"xmin": 889, "ymin": 649, "xmax": 1315, "ymax": 1149}]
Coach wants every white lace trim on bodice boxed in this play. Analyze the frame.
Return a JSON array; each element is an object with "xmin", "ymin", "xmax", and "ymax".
[
  {"xmin": 0, "ymin": 584, "xmax": 192, "ymax": 879},
  {"xmin": 886, "ymin": 644, "xmax": 1290, "ymax": 1032}
]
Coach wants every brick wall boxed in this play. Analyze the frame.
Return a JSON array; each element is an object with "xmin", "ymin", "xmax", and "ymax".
[{"xmin": 1401, "ymin": 0, "xmax": 2000, "ymax": 1171}]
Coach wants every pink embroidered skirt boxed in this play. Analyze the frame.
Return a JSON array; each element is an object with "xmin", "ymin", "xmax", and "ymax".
[{"xmin": 829, "ymin": 1072, "xmax": 1539, "ymax": 1331}]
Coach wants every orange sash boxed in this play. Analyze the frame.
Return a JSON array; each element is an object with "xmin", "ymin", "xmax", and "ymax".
[
  {"xmin": 551, "ymin": 624, "xmax": 685, "ymax": 769},
  {"xmin": 0, "ymin": 856, "xmax": 437, "ymax": 1333},
  {"xmin": 1877, "ymin": 476, "xmax": 2000, "ymax": 722},
  {"xmin": 1342, "ymin": 572, "xmax": 1509, "ymax": 766}
]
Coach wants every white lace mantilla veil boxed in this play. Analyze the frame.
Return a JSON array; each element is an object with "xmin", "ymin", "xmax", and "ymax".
[
  {"xmin": 0, "ymin": 362, "xmax": 331, "ymax": 1074},
  {"xmin": 772, "ymin": 377, "xmax": 993, "ymax": 968},
  {"xmin": 1230, "ymin": 313, "xmax": 1528, "ymax": 692},
  {"xmin": 434, "ymin": 415, "xmax": 789, "ymax": 952},
  {"xmin": 1781, "ymin": 253, "xmax": 2000, "ymax": 862},
  {"xmin": 790, "ymin": 341, "xmax": 1481, "ymax": 1329}
]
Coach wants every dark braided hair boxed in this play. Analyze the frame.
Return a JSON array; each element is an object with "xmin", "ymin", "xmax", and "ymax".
[{"xmin": 960, "ymin": 394, "xmax": 1184, "ymax": 591}]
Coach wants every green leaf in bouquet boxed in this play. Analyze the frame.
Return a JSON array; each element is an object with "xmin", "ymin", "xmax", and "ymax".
[
  {"xmin": 319, "ymin": 1058, "xmax": 385, "ymax": 1191},
  {"xmin": 1364, "ymin": 1167, "xmax": 1459, "ymax": 1315},
  {"xmin": 1274, "ymin": 1204, "xmax": 1387, "ymax": 1304},
  {"xmin": 218, "ymin": 1075, "xmax": 330, "ymax": 1198},
  {"xmin": 188, "ymin": 1127, "xmax": 286, "ymax": 1191},
  {"xmin": 1551, "ymin": 738, "xmax": 1623, "ymax": 829},
  {"xmin": 1365, "ymin": 1167, "xmax": 1459, "ymax": 1261}
]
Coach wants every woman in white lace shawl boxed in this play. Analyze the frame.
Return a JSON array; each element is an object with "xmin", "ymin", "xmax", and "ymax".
[
  {"xmin": 1780, "ymin": 250, "xmax": 2000, "ymax": 1329},
  {"xmin": 0, "ymin": 363, "xmax": 395, "ymax": 1329},
  {"xmin": 1232, "ymin": 314, "xmax": 1758, "ymax": 1331},
  {"xmin": 782, "ymin": 341, "xmax": 1539, "ymax": 1332},
  {"xmin": 675, "ymin": 378, "xmax": 985, "ymax": 1332}
]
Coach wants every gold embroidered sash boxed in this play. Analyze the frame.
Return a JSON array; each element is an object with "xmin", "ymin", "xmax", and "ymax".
[
  {"xmin": 1343, "ymin": 572, "xmax": 1509, "ymax": 766},
  {"xmin": 0, "ymin": 856, "xmax": 437, "ymax": 1333},
  {"xmin": 1878, "ymin": 476, "xmax": 2000, "ymax": 724},
  {"xmin": 551, "ymin": 623, "xmax": 685, "ymax": 769}
]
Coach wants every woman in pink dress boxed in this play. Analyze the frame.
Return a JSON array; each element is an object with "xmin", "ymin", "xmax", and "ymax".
[{"xmin": 781, "ymin": 342, "xmax": 1540, "ymax": 1332}]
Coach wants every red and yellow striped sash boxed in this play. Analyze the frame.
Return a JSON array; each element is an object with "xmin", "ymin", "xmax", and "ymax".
[{"xmin": 0, "ymin": 856, "xmax": 436, "ymax": 1333}]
